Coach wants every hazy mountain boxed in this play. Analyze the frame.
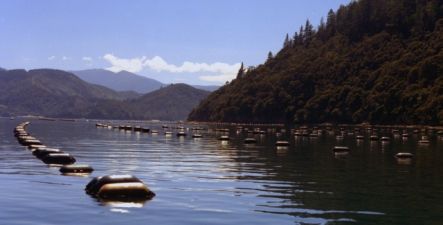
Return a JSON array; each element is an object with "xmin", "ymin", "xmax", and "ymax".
[
  {"xmin": 74, "ymin": 83, "xmax": 211, "ymax": 120},
  {"xmin": 84, "ymin": 83, "xmax": 210, "ymax": 120},
  {"xmin": 0, "ymin": 69, "xmax": 209, "ymax": 120},
  {"xmin": 191, "ymin": 85, "xmax": 220, "ymax": 92},
  {"xmin": 0, "ymin": 69, "xmax": 130, "ymax": 117},
  {"xmin": 73, "ymin": 68, "xmax": 219, "ymax": 94},
  {"xmin": 72, "ymin": 69, "xmax": 164, "ymax": 93},
  {"xmin": 189, "ymin": 0, "xmax": 443, "ymax": 125}
]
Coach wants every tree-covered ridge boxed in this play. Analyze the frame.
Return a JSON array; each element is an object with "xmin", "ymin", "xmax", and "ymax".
[{"xmin": 188, "ymin": 0, "xmax": 443, "ymax": 125}]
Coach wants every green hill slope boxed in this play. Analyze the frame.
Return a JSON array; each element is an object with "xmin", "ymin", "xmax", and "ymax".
[{"xmin": 127, "ymin": 84, "xmax": 210, "ymax": 121}]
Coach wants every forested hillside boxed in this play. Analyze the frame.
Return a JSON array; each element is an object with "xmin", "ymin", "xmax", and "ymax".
[{"xmin": 189, "ymin": 0, "xmax": 443, "ymax": 125}]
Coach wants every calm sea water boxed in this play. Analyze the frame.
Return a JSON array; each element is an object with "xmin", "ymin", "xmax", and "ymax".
[{"xmin": 1, "ymin": 118, "xmax": 443, "ymax": 225}]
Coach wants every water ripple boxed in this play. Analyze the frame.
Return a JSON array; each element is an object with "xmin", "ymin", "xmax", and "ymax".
[{"xmin": 1, "ymin": 119, "xmax": 441, "ymax": 225}]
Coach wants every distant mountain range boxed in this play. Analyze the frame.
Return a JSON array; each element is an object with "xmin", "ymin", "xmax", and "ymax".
[
  {"xmin": 0, "ymin": 69, "xmax": 210, "ymax": 120},
  {"xmin": 72, "ymin": 69, "xmax": 163, "ymax": 93},
  {"xmin": 71, "ymin": 69, "xmax": 220, "ymax": 93},
  {"xmin": 0, "ymin": 69, "xmax": 127, "ymax": 117}
]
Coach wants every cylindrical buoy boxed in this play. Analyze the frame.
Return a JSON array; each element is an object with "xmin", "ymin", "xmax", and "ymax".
[
  {"xmin": 418, "ymin": 137, "xmax": 430, "ymax": 145},
  {"xmin": 41, "ymin": 153, "xmax": 76, "ymax": 165},
  {"xmin": 219, "ymin": 135, "xmax": 230, "ymax": 141},
  {"xmin": 85, "ymin": 175, "xmax": 155, "ymax": 200},
  {"xmin": 17, "ymin": 135, "xmax": 33, "ymax": 140},
  {"xmin": 244, "ymin": 138, "xmax": 257, "ymax": 144},
  {"xmin": 15, "ymin": 132, "xmax": 28, "ymax": 137},
  {"xmin": 17, "ymin": 138, "xmax": 37, "ymax": 144},
  {"xmin": 370, "ymin": 135, "xmax": 379, "ymax": 141},
  {"xmin": 333, "ymin": 146, "xmax": 350, "ymax": 153},
  {"xmin": 28, "ymin": 144, "xmax": 47, "ymax": 150},
  {"xmin": 60, "ymin": 164, "xmax": 94, "ymax": 174},
  {"xmin": 275, "ymin": 141, "xmax": 289, "ymax": 146},
  {"xmin": 85, "ymin": 176, "xmax": 102, "ymax": 192},
  {"xmin": 395, "ymin": 152, "xmax": 413, "ymax": 159},
  {"xmin": 86, "ymin": 175, "xmax": 143, "ymax": 195},
  {"xmin": 177, "ymin": 131, "xmax": 187, "ymax": 137},
  {"xmin": 381, "ymin": 136, "xmax": 390, "ymax": 142},
  {"xmin": 33, "ymin": 148, "xmax": 63, "ymax": 159},
  {"xmin": 97, "ymin": 182, "xmax": 155, "ymax": 200},
  {"xmin": 20, "ymin": 139, "xmax": 42, "ymax": 146}
]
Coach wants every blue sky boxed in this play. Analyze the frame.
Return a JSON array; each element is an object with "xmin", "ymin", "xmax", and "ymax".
[{"xmin": 0, "ymin": 0, "xmax": 350, "ymax": 85}]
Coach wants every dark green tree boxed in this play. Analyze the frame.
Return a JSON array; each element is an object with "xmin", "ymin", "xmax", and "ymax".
[
  {"xmin": 236, "ymin": 62, "xmax": 245, "ymax": 79},
  {"xmin": 267, "ymin": 51, "xmax": 273, "ymax": 61},
  {"xmin": 283, "ymin": 33, "xmax": 291, "ymax": 47},
  {"xmin": 326, "ymin": 9, "xmax": 337, "ymax": 37},
  {"xmin": 304, "ymin": 19, "xmax": 314, "ymax": 41}
]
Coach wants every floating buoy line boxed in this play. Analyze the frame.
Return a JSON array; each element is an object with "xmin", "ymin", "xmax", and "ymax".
[
  {"xmin": 95, "ymin": 122, "xmax": 441, "ymax": 163},
  {"xmin": 15, "ymin": 121, "xmax": 442, "ymax": 204},
  {"xmin": 14, "ymin": 122, "xmax": 79, "ymax": 168},
  {"xmin": 14, "ymin": 121, "xmax": 155, "ymax": 203}
]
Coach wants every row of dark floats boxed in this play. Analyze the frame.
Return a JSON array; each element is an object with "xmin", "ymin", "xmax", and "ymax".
[
  {"xmin": 294, "ymin": 126, "xmax": 437, "ymax": 160},
  {"xmin": 14, "ymin": 122, "xmax": 155, "ymax": 202},
  {"xmin": 96, "ymin": 123, "xmax": 291, "ymax": 146},
  {"xmin": 95, "ymin": 123, "xmax": 441, "ymax": 163}
]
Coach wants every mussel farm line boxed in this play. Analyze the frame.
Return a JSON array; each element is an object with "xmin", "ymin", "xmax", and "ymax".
[
  {"xmin": 13, "ymin": 120, "xmax": 440, "ymax": 204},
  {"xmin": 96, "ymin": 122, "xmax": 434, "ymax": 162},
  {"xmin": 13, "ymin": 121, "xmax": 155, "ymax": 202},
  {"xmin": 14, "ymin": 122, "xmax": 79, "ymax": 171}
]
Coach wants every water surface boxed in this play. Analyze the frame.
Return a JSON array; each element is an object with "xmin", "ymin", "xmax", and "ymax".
[{"xmin": 1, "ymin": 118, "xmax": 443, "ymax": 225}]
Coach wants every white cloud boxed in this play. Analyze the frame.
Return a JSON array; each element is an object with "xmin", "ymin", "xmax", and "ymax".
[
  {"xmin": 62, "ymin": 56, "xmax": 70, "ymax": 61},
  {"xmin": 82, "ymin": 56, "xmax": 93, "ymax": 62},
  {"xmin": 103, "ymin": 54, "xmax": 146, "ymax": 73},
  {"xmin": 82, "ymin": 56, "xmax": 93, "ymax": 65},
  {"xmin": 48, "ymin": 56, "xmax": 55, "ymax": 61},
  {"xmin": 142, "ymin": 56, "xmax": 240, "ymax": 75},
  {"xmin": 103, "ymin": 53, "xmax": 240, "ymax": 83}
]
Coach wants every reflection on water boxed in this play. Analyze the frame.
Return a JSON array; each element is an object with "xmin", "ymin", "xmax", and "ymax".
[
  {"xmin": 0, "ymin": 118, "xmax": 443, "ymax": 225},
  {"xmin": 98, "ymin": 199, "xmax": 148, "ymax": 208},
  {"xmin": 61, "ymin": 173, "xmax": 92, "ymax": 177},
  {"xmin": 396, "ymin": 158, "xmax": 413, "ymax": 165}
]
